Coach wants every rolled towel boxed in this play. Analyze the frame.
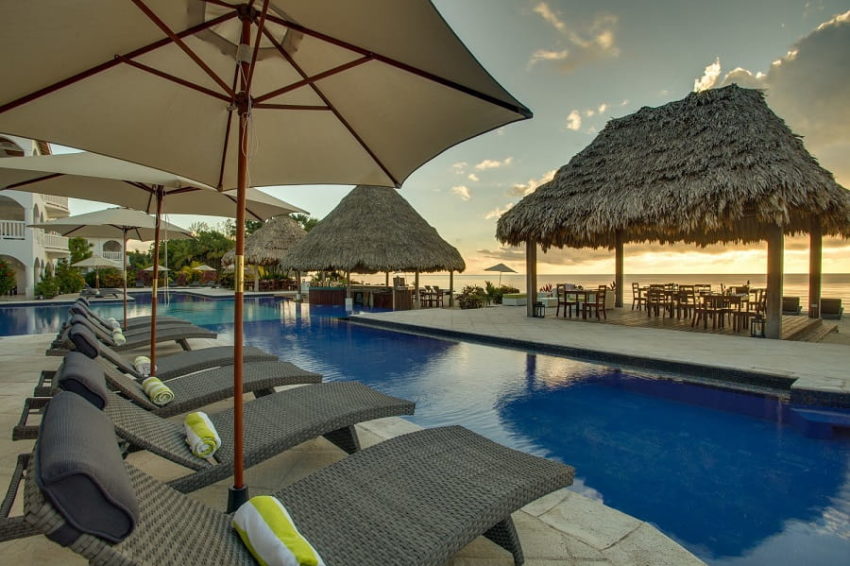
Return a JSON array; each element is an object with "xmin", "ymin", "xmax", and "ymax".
[
  {"xmin": 184, "ymin": 411, "xmax": 221, "ymax": 459},
  {"xmin": 233, "ymin": 496, "xmax": 325, "ymax": 566},
  {"xmin": 107, "ymin": 317, "xmax": 121, "ymax": 330},
  {"xmin": 141, "ymin": 376, "xmax": 174, "ymax": 406},
  {"xmin": 112, "ymin": 328, "xmax": 126, "ymax": 346},
  {"xmin": 133, "ymin": 355, "xmax": 153, "ymax": 377}
]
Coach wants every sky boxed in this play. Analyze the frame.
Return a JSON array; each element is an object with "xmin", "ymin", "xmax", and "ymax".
[{"xmin": 66, "ymin": 0, "xmax": 850, "ymax": 275}]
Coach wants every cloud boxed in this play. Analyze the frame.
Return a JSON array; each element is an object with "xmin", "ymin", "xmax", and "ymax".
[
  {"xmin": 584, "ymin": 109, "xmax": 595, "ymax": 117},
  {"xmin": 467, "ymin": 173, "xmax": 480, "ymax": 182},
  {"xmin": 451, "ymin": 162, "xmax": 467, "ymax": 173},
  {"xmin": 484, "ymin": 202, "xmax": 513, "ymax": 220},
  {"xmin": 598, "ymin": 103, "xmax": 608, "ymax": 113},
  {"xmin": 716, "ymin": 10, "xmax": 850, "ymax": 185},
  {"xmin": 566, "ymin": 110, "xmax": 582, "ymax": 131},
  {"xmin": 529, "ymin": 3, "xmax": 620, "ymax": 72},
  {"xmin": 474, "ymin": 157, "xmax": 513, "ymax": 170},
  {"xmin": 693, "ymin": 57, "xmax": 722, "ymax": 92},
  {"xmin": 510, "ymin": 169, "xmax": 557, "ymax": 196},
  {"xmin": 451, "ymin": 185, "xmax": 471, "ymax": 201}
]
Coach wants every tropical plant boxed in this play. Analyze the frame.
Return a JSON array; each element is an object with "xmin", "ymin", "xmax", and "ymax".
[
  {"xmin": 0, "ymin": 258, "xmax": 15, "ymax": 295},
  {"xmin": 68, "ymin": 237, "xmax": 92, "ymax": 264},
  {"xmin": 34, "ymin": 264, "xmax": 59, "ymax": 299},
  {"xmin": 457, "ymin": 285, "xmax": 487, "ymax": 309},
  {"xmin": 484, "ymin": 281, "xmax": 519, "ymax": 305},
  {"xmin": 291, "ymin": 213, "xmax": 319, "ymax": 232},
  {"xmin": 539, "ymin": 283, "xmax": 553, "ymax": 293},
  {"xmin": 54, "ymin": 258, "xmax": 85, "ymax": 294}
]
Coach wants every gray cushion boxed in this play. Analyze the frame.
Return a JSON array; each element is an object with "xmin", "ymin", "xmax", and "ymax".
[
  {"xmin": 57, "ymin": 352, "xmax": 109, "ymax": 410},
  {"xmin": 68, "ymin": 303, "xmax": 88, "ymax": 318},
  {"xmin": 35, "ymin": 391, "xmax": 138, "ymax": 544},
  {"xmin": 68, "ymin": 323, "xmax": 101, "ymax": 359}
]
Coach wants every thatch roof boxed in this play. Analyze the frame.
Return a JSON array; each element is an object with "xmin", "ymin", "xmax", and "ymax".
[
  {"xmin": 222, "ymin": 215, "xmax": 306, "ymax": 266},
  {"xmin": 280, "ymin": 185, "xmax": 465, "ymax": 273},
  {"xmin": 497, "ymin": 85, "xmax": 850, "ymax": 250}
]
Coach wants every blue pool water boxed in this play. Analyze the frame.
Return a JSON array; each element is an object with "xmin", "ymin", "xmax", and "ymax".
[{"xmin": 2, "ymin": 293, "xmax": 849, "ymax": 565}]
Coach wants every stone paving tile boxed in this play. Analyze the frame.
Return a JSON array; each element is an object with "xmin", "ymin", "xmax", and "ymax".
[{"xmin": 602, "ymin": 523, "xmax": 704, "ymax": 566}]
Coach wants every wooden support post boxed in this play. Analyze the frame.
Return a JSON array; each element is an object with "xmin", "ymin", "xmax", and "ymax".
[
  {"xmin": 526, "ymin": 239, "xmax": 537, "ymax": 318},
  {"xmin": 414, "ymin": 270, "xmax": 420, "ymax": 308},
  {"xmin": 809, "ymin": 218, "xmax": 822, "ymax": 318},
  {"xmin": 765, "ymin": 225, "xmax": 784, "ymax": 339},
  {"xmin": 449, "ymin": 270, "xmax": 454, "ymax": 307},
  {"xmin": 615, "ymin": 230, "xmax": 624, "ymax": 308}
]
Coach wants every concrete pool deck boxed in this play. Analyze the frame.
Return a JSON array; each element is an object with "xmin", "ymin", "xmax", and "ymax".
[
  {"xmin": 349, "ymin": 305, "xmax": 850, "ymax": 408},
  {"xmin": 0, "ymin": 332, "xmax": 704, "ymax": 565}
]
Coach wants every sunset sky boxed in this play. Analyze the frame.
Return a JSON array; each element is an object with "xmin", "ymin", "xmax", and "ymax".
[{"xmin": 68, "ymin": 0, "xmax": 850, "ymax": 275}]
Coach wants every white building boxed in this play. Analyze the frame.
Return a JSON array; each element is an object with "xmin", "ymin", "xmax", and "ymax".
[{"xmin": 0, "ymin": 135, "xmax": 124, "ymax": 297}]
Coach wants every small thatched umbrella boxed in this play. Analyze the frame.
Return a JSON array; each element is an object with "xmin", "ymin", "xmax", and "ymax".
[
  {"xmin": 497, "ymin": 85, "xmax": 850, "ymax": 336},
  {"xmin": 281, "ymin": 185, "xmax": 465, "ymax": 306},
  {"xmin": 223, "ymin": 216, "xmax": 307, "ymax": 291}
]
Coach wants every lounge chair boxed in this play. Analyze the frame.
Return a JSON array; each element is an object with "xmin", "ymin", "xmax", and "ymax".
[
  {"xmin": 782, "ymin": 296, "xmax": 802, "ymax": 315},
  {"xmin": 69, "ymin": 299, "xmax": 190, "ymax": 331},
  {"xmin": 47, "ymin": 316, "xmax": 217, "ymax": 355},
  {"xmin": 13, "ymin": 351, "xmax": 324, "ymax": 439},
  {"xmin": 58, "ymin": 324, "xmax": 277, "ymax": 382},
  {"xmin": 21, "ymin": 391, "xmax": 573, "ymax": 565},
  {"xmin": 821, "ymin": 298, "xmax": 843, "ymax": 320},
  {"xmin": 98, "ymin": 287, "xmax": 123, "ymax": 298}
]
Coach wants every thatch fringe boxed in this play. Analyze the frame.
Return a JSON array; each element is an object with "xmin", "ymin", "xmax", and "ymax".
[
  {"xmin": 280, "ymin": 185, "xmax": 465, "ymax": 273},
  {"xmin": 497, "ymin": 85, "xmax": 850, "ymax": 250}
]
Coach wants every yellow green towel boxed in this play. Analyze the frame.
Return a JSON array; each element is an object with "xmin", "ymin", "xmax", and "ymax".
[
  {"xmin": 232, "ymin": 495, "xmax": 325, "ymax": 566},
  {"xmin": 133, "ymin": 355, "xmax": 153, "ymax": 377},
  {"xmin": 184, "ymin": 411, "xmax": 221, "ymax": 459},
  {"xmin": 111, "ymin": 327, "xmax": 126, "ymax": 346},
  {"xmin": 141, "ymin": 377, "xmax": 174, "ymax": 406}
]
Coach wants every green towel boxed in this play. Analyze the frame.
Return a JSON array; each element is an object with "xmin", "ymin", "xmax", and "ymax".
[
  {"xmin": 232, "ymin": 495, "xmax": 325, "ymax": 566},
  {"xmin": 141, "ymin": 377, "xmax": 174, "ymax": 406},
  {"xmin": 184, "ymin": 411, "xmax": 220, "ymax": 459}
]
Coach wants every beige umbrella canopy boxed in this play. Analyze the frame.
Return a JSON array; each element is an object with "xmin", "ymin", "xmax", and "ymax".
[
  {"xmin": 497, "ymin": 85, "xmax": 850, "ymax": 249},
  {"xmin": 222, "ymin": 216, "xmax": 307, "ymax": 267},
  {"xmin": 281, "ymin": 185, "xmax": 465, "ymax": 273}
]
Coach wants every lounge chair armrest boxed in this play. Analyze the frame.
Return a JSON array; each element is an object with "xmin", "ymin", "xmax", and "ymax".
[
  {"xmin": 0, "ymin": 453, "xmax": 39, "ymax": 542},
  {"xmin": 33, "ymin": 369, "xmax": 57, "ymax": 397},
  {"xmin": 12, "ymin": 397, "xmax": 51, "ymax": 441}
]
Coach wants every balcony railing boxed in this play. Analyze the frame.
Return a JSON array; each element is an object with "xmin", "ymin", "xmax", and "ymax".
[
  {"xmin": 102, "ymin": 251, "xmax": 124, "ymax": 262},
  {"xmin": 0, "ymin": 220, "xmax": 25, "ymax": 240},
  {"xmin": 42, "ymin": 194, "xmax": 69, "ymax": 211},
  {"xmin": 39, "ymin": 230, "xmax": 69, "ymax": 251}
]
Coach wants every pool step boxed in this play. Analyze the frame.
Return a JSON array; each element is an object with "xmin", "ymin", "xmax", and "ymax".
[{"xmin": 790, "ymin": 407, "xmax": 850, "ymax": 439}]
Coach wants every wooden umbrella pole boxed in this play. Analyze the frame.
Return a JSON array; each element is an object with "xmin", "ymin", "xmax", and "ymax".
[
  {"xmin": 123, "ymin": 230, "xmax": 129, "ymax": 329},
  {"xmin": 150, "ymin": 189, "xmax": 163, "ymax": 373},
  {"xmin": 228, "ymin": 12, "xmax": 252, "ymax": 513}
]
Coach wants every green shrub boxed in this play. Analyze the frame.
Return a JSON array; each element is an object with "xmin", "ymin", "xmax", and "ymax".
[
  {"xmin": 484, "ymin": 280, "xmax": 520, "ymax": 304},
  {"xmin": 34, "ymin": 265, "xmax": 59, "ymax": 299},
  {"xmin": 0, "ymin": 258, "xmax": 15, "ymax": 295},
  {"xmin": 54, "ymin": 259, "xmax": 85, "ymax": 294},
  {"xmin": 457, "ymin": 285, "xmax": 487, "ymax": 309}
]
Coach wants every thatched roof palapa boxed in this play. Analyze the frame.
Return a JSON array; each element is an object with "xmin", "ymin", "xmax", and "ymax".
[
  {"xmin": 281, "ymin": 185, "xmax": 465, "ymax": 273},
  {"xmin": 497, "ymin": 85, "xmax": 850, "ymax": 250},
  {"xmin": 222, "ymin": 215, "xmax": 307, "ymax": 266}
]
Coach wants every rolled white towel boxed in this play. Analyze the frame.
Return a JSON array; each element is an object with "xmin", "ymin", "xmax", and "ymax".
[
  {"xmin": 111, "ymin": 328, "xmax": 126, "ymax": 346},
  {"xmin": 232, "ymin": 496, "xmax": 325, "ymax": 566},
  {"xmin": 184, "ymin": 411, "xmax": 221, "ymax": 459},
  {"xmin": 133, "ymin": 355, "xmax": 152, "ymax": 377},
  {"xmin": 107, "ymin": 317, "xmax": 121, "ymax": 330},
  {"xmin": 142, "ymin": 377, "xmax": 174, "ymax": 406}
]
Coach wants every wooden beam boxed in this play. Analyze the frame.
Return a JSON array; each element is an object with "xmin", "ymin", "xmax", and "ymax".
[
  {"xmin": 615, "ymin": 230, "xmax": 624, "ymax": 308},
  {"xmin": 526, "ymin": 239, "xmax": 537, "ymax": 317},
  {"xmin": 449, "ymin": 270, "xmax": 454, "ymax": 307},
  {"xmin": 765, "ymin": 225, "xmax": 784, "ymax": 339},
  {"xmin": 808, "ymin": 217, "xmax": 822, "ymax": 318}
]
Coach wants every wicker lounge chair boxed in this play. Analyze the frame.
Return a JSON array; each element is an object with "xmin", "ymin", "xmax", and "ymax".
[
  {"xmin": 60, "ymin": 323, "xmax": 277, "ymax": 381},
  {"xmin": 13, "ymin": 351, "xmax": 324, "ymax": 439},
  {"xmin": 69, "ymin": 299, "xmax": 190, "ymax": 331},
  {"xmin": 47, "ymin": 316, "xmax": 217, "ymax": 355},
  {"xmin": 21, "ymin": 393, "xmax": 573, "ymax": 565}
]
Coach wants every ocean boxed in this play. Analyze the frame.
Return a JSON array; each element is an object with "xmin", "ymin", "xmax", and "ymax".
[{"xmin": 353, "ymin": 273, "xmax": 850, "ymax": 306}]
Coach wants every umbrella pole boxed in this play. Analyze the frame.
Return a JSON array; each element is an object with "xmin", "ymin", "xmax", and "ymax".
[
  {"xmin": 123, "ymin": 229, "xmax": 129, "ymax": 330},
  {"xmin": 150, "ymin": 188, "xmax": 163, "ymax": 375},
  {"xmin": 228, "ymin": 15, "xmax": 251, "ymax": 513}
]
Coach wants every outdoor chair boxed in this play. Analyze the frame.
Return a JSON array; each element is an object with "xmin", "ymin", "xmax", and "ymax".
[
  {"xmin": 26, "ymin": 379, "xmax": 414, "ymax": 493},
  {"xmin": 13, "ymin": 351, "xmax": 325, "ymax": 439},
  {"xmin": 19, "ymin": 391, "xmax": 573, "ymax": 565},
  {"xmin": 70, "ymin": 299, "xmax": 190, "ymax": 331},
  {"xmin": 556, "ymin": 283, "xmax": 578, "ymax": 318},
  {"xmin": 645, "ymin": 286, "xmax": 666, "ymax": 317},
  {"xmin": 48, "ymin": 316, "xmax": 217, "ymax": 355},
  {"xmin": 782, "ymin": 296, "xmax": 802, "ymax": 315},
  {"xmin": 432, "ymin": 285, "xmax": 445, "ymax": 307},
  {"xmin": 98, "ymin": 287, "xmax": 123, "ymax": 298},
  {"xmin": 61, "ymin": 323, "xmax": 277, "ymax": 381},
  {"xmin": 692, "ymin": 294, "xmax": 730, "ymax": 329},
  {"xmin": 581, "ymin": 289, "xmax": 607, "ymax": 320},
  {"xmin": 821, "ymin": 298, "xmax": 843, "ymax": 320},
  {"xmin": 675, "ymin": 285, "xmax": 697, "ymax": 320},
  {"xmin": 631, "ymin": 282, "xmax": 646, "ymax": 311}
]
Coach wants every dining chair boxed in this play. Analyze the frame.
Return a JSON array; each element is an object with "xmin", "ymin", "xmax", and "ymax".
[
  {"xmin": 692, "ymin": 294, "xmax": 730, "ymax": 329},
  {"xmin": 676, "ymin": 285, "xmax": 697, "ymax": 320},
  {"xmin": 581, "ymin": 289, "xmax": 607, "ymax": 320},
  {"xmin": 631, "ymin": 282, "xmax": 646, "ymax": 311},
  {"xmin": 556, "ymin": 284, "xmax": 578, "ymax": 318},
  {"xmin": 645, "ymin": 287, "xmax": 666, "ymax": 317}
]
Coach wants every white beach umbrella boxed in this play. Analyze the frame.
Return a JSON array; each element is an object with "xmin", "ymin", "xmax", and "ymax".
[
  {"xmin": 0, "ymin": 1, "xmax": 532, "ymax": 510},
  {"xmin": 72, "ymin": 255, "xmax": 124, "ymax": 290}
]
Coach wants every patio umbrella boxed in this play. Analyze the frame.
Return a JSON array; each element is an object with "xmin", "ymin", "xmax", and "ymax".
[
  {"xmin": 72, "ymin": 255, "xmax": 123, "ymax": 290},
  {"xmin": 0, "ymin": 1, "xmax": 531, "ymax": 510},
  {"xmin": 484, "ymin": 262, "xmax": 517, "ymax": 285},
  {"xmin": 29, "ymin": 208, "xmax": 191, "ymax": 328},
  {"xmin": 0, "ymin": 151, "xmax": 305, "ymax": 368}
]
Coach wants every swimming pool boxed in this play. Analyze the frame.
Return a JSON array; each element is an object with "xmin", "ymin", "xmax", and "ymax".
[{"xmin": 3, "ymin": 293, "xmax": 849, "ymax": 565}]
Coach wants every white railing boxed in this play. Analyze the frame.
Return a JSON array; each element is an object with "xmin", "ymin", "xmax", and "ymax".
[
  {"xmin": 40, "ymin": 230, "xmax": 69, "ymax": 251},
  {"xmin": 102, "ymin": 251, "xmax": 124, "ymax": 262},
  {"xmin": 42, "ymin": 194, "xmax": 69, "ymax": 210},
  {"xmin": 0, "ymin": 220, "xmax": 26, "ymax": 240}
]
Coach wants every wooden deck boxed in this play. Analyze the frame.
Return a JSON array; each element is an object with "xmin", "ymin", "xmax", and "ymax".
[{"xmin": 554, "ymin": 306, "xmax": 834, "ymax": 341}]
